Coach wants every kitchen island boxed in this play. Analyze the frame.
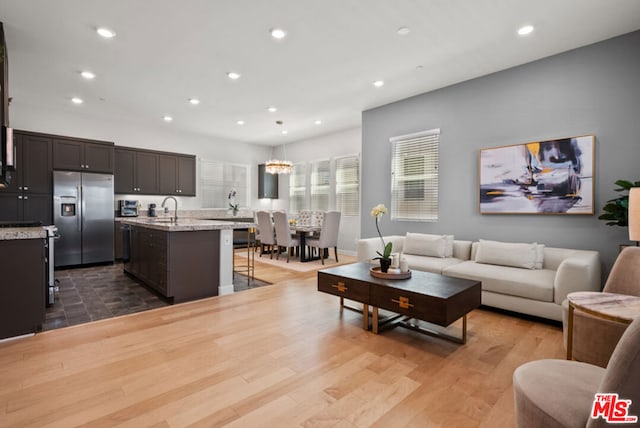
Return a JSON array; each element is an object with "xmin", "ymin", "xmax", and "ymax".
[
  {"xmin": 0, "ymin": 226, "xmax": 46, "ymax": 340},
  {"xmin": 120, "ymin": 218, "xmax": 255, "ymax": 302}
]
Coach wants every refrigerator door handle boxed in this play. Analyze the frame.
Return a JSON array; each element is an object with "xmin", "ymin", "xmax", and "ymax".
[{"xmin": 77, "ymin": 185, "xmax": 82, "ymax": 232}]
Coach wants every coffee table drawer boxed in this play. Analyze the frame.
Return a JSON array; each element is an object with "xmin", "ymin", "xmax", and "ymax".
[
  {"xmin": 370, "ymin": 283, "xmax": 480, "ymax": 326},
  {"xmin": 317, "ymin": 272, "xmax": 369, "ymax": 304}
]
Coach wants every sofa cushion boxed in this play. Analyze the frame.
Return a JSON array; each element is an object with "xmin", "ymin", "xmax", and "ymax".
[
  {"xmin": 475, "ymin": 239, "xmax": 539, "ymax": 269},
  {"xmin": 404, "ymin": 233, "xmax": 454, "ymax": 258},
  {"xmin": 404, "ymin": 254, "xmax": 465, "ymax": 275},
  {"xmin": 444, "ymin": 261, "xmax": 556, "ymax": 302}
]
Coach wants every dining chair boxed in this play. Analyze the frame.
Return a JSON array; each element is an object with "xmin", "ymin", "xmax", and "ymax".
[
  {"xmin": 272, "ymin": 211, "xmax": 299, "ymax": 263},
  {"xmin": 256, "ymin": 211, "xmax": 276, "ymax": 259},
  {"xmin": 297, "ymin": 210, "xmax": 312, "ymax": 226},
  {"xmin": 306, "ymin": 211, "xmax": 341, "ymax": 264}
]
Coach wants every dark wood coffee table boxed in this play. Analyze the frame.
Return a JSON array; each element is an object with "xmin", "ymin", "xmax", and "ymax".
[{"xmin": 318, "ymin": 262, "xmax": 481, "ymax": 344}]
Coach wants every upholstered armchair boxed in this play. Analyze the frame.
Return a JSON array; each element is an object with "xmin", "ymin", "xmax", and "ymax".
[
  {"xmin": 514, "ymin": 316, "xmax": 640, "ymax": 428},
  {"xmin": 562, "ymin": 246, "xmax": 640, "ymax": 368}
]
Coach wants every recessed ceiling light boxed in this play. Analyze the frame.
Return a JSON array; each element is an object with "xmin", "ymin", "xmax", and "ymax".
[
  {"xmin": 517, "ymin": 25, "xmax": 534, "ymax": 36},
  {"xmin": 227, "ymin": 72, "xmax": 241, "ymax": 80},
  {"xmin": 163, "ymin": 115, "xmax": 173, "ymax": 122},
  {"xmin": 96, "ymin": 27, "xmax": 116, "ymax": 38},
  {"xmin": 314, "ymin": 120, "xmax": 322, "ymax": 125},
  {"xmin": 188, "ymin": 98, "xmax": 200, "ymax": 105},
  {"xmin": 270, "ymin": 28, "xmax": 287, "ymax": 39},
  {"xmin": 237, "ymin": 120, "xmax": 245, "ymax": 125},
  {"xmin": 80, "ymin": 71, "xmax": 95, "ymax": 80},
  {"xmin": 71, "ymin": 97, "xmax": 84, "ymax": 104},
  {"xmin": 373, "ymin": 80, "xmax": 385, "ymax": 88},
  {"xmin": 268, "ymin": 106, "xmax": 278, "ymax": 113},
  {"xmin": 281, "ymin": 130, "xmax": 288, "ymax": 135},
  {"xmin": 397, "ymin": 27, "xmax": 410, "ymax": 36}
]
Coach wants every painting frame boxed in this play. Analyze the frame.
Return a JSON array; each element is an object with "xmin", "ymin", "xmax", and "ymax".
[{"xmin": 479, "ymin": 135, "xmax": 595, "ymax": 215}]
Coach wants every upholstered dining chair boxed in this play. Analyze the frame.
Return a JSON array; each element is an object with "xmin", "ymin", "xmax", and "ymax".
[
  {"xmin": 513, "ymin": 315, "xmax": 640, "ymax": 428},
  {"xmin": 562, "ymin": 246, "xmax": 640, "ymax": 367},
  {"xmin": 297, "ymin": 210, "xmax": 312, "ymax": 227},
  {"xmin": 272, "ymin": 211, "xmax": 299, "ymax": 263},
  {"xmin": 306, "ymin": 211, "xmax": 341, "ymax": 264},
  {"xmin": 256, "ymin": 211, "xmax": 276, "ymax": 259}
]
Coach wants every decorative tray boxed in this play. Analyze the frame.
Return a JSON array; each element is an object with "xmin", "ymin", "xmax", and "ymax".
[{"xmin": 370, "ymin": 266, "xmax": 412, "ymax": 279}]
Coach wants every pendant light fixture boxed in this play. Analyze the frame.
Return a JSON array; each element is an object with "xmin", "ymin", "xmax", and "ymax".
[{"xmin": 265, "ymin": 121, "xmax": 292, "ymax": 174}]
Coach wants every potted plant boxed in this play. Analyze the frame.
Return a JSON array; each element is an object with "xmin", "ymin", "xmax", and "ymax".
[
  {"xmin": 598, "ymin": 179, "xmax": 640, "ymax": 227},
  {"xmin": 370, "ymin": 204, "xmax": 392, "ymax": 272}
]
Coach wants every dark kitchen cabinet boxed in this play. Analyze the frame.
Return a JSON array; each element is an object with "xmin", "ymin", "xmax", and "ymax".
[
  {"xmin": 114, "ymin": 148, "xmax": 159, "ymax": 194},
  {"xmin": 53, "ymin": 138, "xmax": 114, "ymax": 173},
  {"xmin": 0, "ymin": 237, "xmax": 45, "ymax": 339},
  {"xmin": 124, "ymin": 225, "xmax": 219, "ymax": 302},
  {"xmin": 258, "ymin": 164, "xmax": 278, "ymax": 199},
  {"xmin": 159, "ymin": 154, "xmax": 196, "ymax": 196},
  {"xmin": 0, "ymin": 131, "xmax": 52, "ymax": 224}
]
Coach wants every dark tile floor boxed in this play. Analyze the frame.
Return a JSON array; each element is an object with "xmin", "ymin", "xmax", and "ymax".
[{"xmin": 44, "ymin": 263, "xmax": 270, "ymax": 331}]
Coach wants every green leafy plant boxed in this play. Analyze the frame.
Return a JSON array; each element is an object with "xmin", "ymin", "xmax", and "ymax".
[
  {"xmin": 598, "ymin": 179, "xmax": 640, "ymax": 226},
  {"xmin": 370, "ymin": 204, "xmax": 392, "ymax": 260}
]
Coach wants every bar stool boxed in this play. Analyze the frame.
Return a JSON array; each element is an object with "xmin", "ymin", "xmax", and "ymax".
[{"xmin": 232, "ymin": 226, "xmax": 255, "ymax": 283}]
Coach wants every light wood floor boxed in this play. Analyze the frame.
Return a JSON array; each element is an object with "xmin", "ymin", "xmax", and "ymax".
[{"xmin": 0, "ymin": 255, "xmax": 564, "ymax": 427}]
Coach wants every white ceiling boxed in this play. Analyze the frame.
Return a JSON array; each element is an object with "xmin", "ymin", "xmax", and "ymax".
[{"xmin": 1, "ymin": 1, "xmax": 640, "ymax": 147}]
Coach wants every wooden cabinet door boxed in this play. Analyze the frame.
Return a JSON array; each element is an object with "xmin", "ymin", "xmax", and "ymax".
[
  {"xmin": 22, "ymin": 134, "xmax": 52, "ymax": 194},
  {"xmin": 22, "ymin": 194, "xmax": 52, "ymax": 225},
  {"xmin": 135, "ymin": 152, "xmax": 159, "ymax": 194},
  {"xmin": 178, "ymin": 156, "xmax": 196, "ymax": 196},
  {"xmin": 158, "ymin": 155, "xmax": 178, "ymax": 195},
  {"xmin": 53, "ymin": 139, "xmax": 84, "ymax": 171},
  {"xmin": 84, "ymin": 142, "xmax": 115, "ymax": 173},
  {"xmin": 114, "ymin": 149, "xmax": 136, "ymax": 194},
  {"xmin": 0, "ymin": 193, "xmax": 22, "ymax": 222}
]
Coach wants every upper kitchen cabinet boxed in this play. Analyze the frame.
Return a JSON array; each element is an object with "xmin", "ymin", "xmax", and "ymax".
[
  {"xmin": 114, "ymin": 147, "xmax": 159, "ymax": 194},
  {"xmin": 53, "ymin": 138, "xmax": 115, "ymax": 173},
  {"xmin": 0, "ymin": 131, "xmax": 53, "ymax": 224},
  {"xmin": 258, "ymin": 164, "xmax": 278, "ymax": 199},
  {"xmin": 159, "ymin": 154, "xmax": 196, "ymax": 196}
]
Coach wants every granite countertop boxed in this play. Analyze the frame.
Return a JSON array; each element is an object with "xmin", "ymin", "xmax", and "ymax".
[
  {"xmin": 0, "ymin": 227, "xmax": 47, "ymax": 241},
  {"xmin": 120, "ymin": 218, "xmax": 256, "ymax": 232}
]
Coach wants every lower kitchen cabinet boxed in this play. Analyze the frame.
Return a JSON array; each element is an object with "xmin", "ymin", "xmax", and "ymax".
[
  {"xmin": 0, "ymin": 193, "xmax": 52, "ymax": 225},
  {"xmin": 0, "ymin": 237, "xmax": 45, "ymax": 339},
  {"xmin": 125, "ymin": 225, "xmax": 219, "ymax": 302}
]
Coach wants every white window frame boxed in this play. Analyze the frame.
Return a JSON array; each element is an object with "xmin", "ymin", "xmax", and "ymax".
[
  {"xmin": 390, "ymin": 128, "xmax": 440, "ymax": 221},
  {"xmin": 335, "ymin": 155, "xmax": 360, "ymax": 217}
]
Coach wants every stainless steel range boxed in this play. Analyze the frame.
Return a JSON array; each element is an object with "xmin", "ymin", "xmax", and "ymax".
[{"xmin": 44, "ymin": 225, "xmax": 59, "ymax": 306}]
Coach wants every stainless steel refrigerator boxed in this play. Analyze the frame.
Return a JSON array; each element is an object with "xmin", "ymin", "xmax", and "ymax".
[{"xmin": 53, "ymin": 171, "xmax": 114, "ymax": 267}]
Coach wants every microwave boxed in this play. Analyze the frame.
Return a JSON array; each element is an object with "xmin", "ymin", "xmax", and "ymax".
[{"xmin": 118, "ymin": 200, "xmax": 139, "ymax": 217}]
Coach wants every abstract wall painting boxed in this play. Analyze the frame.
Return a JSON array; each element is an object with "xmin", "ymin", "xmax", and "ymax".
[{"xmin": 479, "ymin": 135, "xmax": 594, "ymax": 214}]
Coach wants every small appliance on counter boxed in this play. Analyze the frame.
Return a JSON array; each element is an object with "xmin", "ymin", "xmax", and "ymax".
[
  {"xmin": 148, "ymin": 203, "xmax": 157, "ymax": 217},
  {"xmin": 118, "ymin": 200, "xmax": 139, "ymax": 217}
]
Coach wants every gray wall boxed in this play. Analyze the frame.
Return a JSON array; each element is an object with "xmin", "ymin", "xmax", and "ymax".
[{"xmin": 361, "ymin": 30, "xmax": 640, "ymax": 276}]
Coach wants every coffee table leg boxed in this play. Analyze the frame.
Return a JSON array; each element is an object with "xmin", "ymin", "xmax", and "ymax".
[
  {"xmin": 363, "ymin": 304, "xmax": 368, "ymax": 330},
  {"xmin": 340, "ymin": 296, "xmax": 344, "ymax": 309},
  {"xmin": 567, "ymin": 303, "xmax": 574, "ymax": 360},
  {"xmin": 372, "ymin": 307, "xmax": 379, "ymax": 334}
]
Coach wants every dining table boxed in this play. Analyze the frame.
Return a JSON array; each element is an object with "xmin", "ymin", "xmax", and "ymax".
[{"xmin": 291, "ymin": 224, "xmax": 327, "ymax": 262}]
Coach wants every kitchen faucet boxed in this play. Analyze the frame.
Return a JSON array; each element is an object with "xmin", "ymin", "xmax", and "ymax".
[{"xmin": 161, "ymin": 196, "xmax": 178, "ymax": 222}]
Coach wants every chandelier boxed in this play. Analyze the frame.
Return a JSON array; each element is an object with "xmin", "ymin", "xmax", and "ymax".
[
  {"xmin": 265, "ymin": 125, "xmax": 292, "ymax": 174},
  {"xmin": 265, "ymin": 159, "xmax": 292, "ymax": 174}
]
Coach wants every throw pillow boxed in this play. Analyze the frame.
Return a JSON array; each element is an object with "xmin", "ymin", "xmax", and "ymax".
[
  {"xmin": 403, "ymin": 233, "xmax": 452, "ymax": 258},
  {"xmin": 475, "ymin": 239, "xmax": 538, "ymax": 269}
]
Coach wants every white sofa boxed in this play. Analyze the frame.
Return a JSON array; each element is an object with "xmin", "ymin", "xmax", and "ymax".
[{"xmin": 357, "ymin": 234, "xmax": 601, "ymax": 322}]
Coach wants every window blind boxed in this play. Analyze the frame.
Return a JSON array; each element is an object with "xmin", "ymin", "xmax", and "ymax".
[
  {"xmin": 390, "ymin": 129, "xmax": 440, "ymax": 221},
  {"xmin": 200, "ymin": 160, "xmax": 249, "ymax": 208},
  {"xmin": 310, "ymin": 160, "xmax": 330, "ymax": 211},
  {"xmin": 336, "ymin": 155, "xmax": 360, "ymax": 216},
  {"xmin": 289, "ymin": 163, "xmax": 307, "ymax": 213}
]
